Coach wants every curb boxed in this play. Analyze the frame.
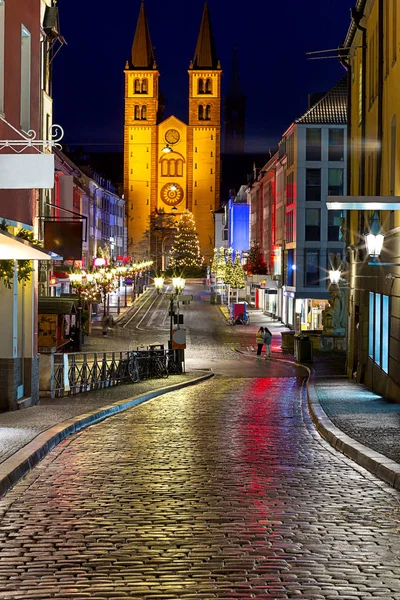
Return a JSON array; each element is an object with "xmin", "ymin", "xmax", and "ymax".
[
  {"xmin": 0, "ymin": 372, "xmax": 214, "ymax": 498},
  {"xmin": 306, "ymin": 370, "xmax": 400, "ymax": 491}
]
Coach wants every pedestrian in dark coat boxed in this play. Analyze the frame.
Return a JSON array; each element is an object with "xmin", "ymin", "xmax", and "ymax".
[
  {"xmin": 256, "ymin": 327, "xmax": 264, "ymax": 356},
  {"xmin": 264, "ymin": 327, "xmax": 272, "ymax": 359}
]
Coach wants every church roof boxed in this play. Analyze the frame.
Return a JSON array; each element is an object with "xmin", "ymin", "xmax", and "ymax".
[
  {"xmin": 192, "ymin": 2, "xmax": 219, "ymax": 69},
  {"xmin": 227, "ymin": 47, "xmax": 244, "ymax": 98},
  {"xmin": 130, "ymin": 1, "xmax": 156, "ymax": 70},
  {"xmin": 295, "ymin": 77, "xmax": 347, "ymax": 124}
]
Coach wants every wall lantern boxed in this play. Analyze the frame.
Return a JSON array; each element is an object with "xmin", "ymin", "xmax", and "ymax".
[{"xmin": 365, "ymin": 212, "xmax": 385, "ymax": 260}]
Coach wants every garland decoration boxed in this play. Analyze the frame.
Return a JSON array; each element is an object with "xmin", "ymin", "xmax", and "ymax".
[{"xmin": 0, "ymin": 220, "xmax": 41, "ymax": 288}]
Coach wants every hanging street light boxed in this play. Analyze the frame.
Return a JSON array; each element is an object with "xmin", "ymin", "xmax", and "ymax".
[{"xmin": 366, "ymin": 211, "xmax": 385, "ymax": 261}]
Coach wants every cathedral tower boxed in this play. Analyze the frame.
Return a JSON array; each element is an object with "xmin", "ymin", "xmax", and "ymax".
[
  {"xmin": 124, "ymin": 1, "xmax": 159, "ymax": 257},
  {"xmin": 224, "ymin": 48, "xmax": 246, "ymax": 154},
  {"xmin": 188, "ymin": 2, "xmax": 222, "ymax": 261}
]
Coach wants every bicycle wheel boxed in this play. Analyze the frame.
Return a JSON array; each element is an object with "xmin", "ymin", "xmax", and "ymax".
[{"xmin": 128, "ymin": 358, "xmax": 139, "ymax": 382}]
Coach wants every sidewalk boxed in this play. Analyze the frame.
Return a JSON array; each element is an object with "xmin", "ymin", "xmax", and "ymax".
[{"xmin": 227, "ymin": 305, "xmax": 400, "ymax": 491}]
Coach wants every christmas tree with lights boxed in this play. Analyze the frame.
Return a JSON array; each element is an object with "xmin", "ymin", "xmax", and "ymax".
[
  {"xmin": 211, "ymin": 247, "xmax": 219, "ymax": 274},
  {"xmin": 232, "ymin": 251, "xmax": 245, "ymax": 301},
  {"xmin": 216, "ymin": 246, "xmax": 226, "ymax": 280},
  {"xmin": 170, "ymin": 210, "xmax": 203, "ymax": 270}
]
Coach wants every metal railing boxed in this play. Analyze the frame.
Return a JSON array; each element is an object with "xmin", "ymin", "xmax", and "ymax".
[{"xmin": 49, "ymin": 349, "xmax": 182, "ymax": 398}]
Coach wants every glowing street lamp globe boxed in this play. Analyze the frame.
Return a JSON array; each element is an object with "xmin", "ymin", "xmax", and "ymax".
[
  {"xmin": 172, "ymin": 277, "xmax": 185, "ymax": 293},
  {"xmin": 154, "ymin": 277, "xmax": 164, "ymax": 292},
  {"xmin": 329, "ymin": 269, "xmax": 341, "ymax": 285}
]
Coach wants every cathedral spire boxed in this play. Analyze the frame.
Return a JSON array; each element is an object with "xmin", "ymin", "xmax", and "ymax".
[
  {"xmin": 130, "ymin": 1, "xmax": 156, "ymax": 69},
  {"xmin": 191, "ymin": 2, "xmax": 219, "ymax": 69}
]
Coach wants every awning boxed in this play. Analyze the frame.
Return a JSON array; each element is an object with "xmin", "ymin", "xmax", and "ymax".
[
  {"xmin": 326, "ymin": 196, "xmax": 400, "ymax": 210},
  {"xmin": 0, "ymin": 230, "xmax": 62, "ymax": 260}
]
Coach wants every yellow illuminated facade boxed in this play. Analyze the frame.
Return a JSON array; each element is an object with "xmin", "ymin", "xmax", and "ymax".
[
  {"xmin": 345, "ymin": 0, "xmax": 400, "ymax": 400},
  {"xmin": 124, "ymin": 2, "xmax": 221, "ymax": 262}
]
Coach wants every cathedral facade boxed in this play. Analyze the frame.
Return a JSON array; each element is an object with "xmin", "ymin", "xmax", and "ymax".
[{"xmin": 124, "ymin": 2, "xmax": 221, "ymax": 263}]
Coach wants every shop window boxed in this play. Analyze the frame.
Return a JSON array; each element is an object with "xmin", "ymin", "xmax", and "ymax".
[
  {"xmin": 369, "ymin": 292, "xmax": 390, "ymax": 373},
  {"xmin": 328, "ymin": 210, "xmax": 342, "ymax": 241},
  {"xmin": 305, "ymin": 208, "xmax": 320, "ymax": 241},
  {"xmin": 306, "ymin": 128, "xmax": 321, "ymax": 161},
  {"xmin": 305, "ymin": 249, "xmax": 319, "ymax": 286},
  {"xmin": 305, "ymin": 169, "xmax": 321, "ymax": 201},
  {"xmin": 328, "ymin": 169, "xmax": 344, "ymax": 196},
  {"xmin": 205, "ymin": 78, "xmax": 212, "ymax": 93},
  {"xmin": 328, "ymin": 129, "xmax": 344, "ymax": 161},
  {"xmin": 198, "ymin": 78, "xmax": 204, "ymax": 94}
]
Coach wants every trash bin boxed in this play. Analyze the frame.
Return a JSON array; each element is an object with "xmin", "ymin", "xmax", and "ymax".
[
  {"xmin": 281, "ymin": 330, "xmax": 295, "ymax": 353},
  {"xmin": 294, "ymin": 335, "xmax": 313, "ymax": 363}
]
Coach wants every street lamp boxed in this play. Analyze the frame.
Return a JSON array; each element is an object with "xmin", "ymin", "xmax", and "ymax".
[
  {"xmin": 366, "ymin": 211, "xmax": 385, "ymax": 261},
  {"xmin": 365, "ymin": 211, "xmax": 400, "ymax": 267},
  {"xmin": 154, "ymin": 276, "xmax": 164, "ymax": 294},
  {"xmin": 68, "ymin": 270, "xmax": 84, "ymax": 351}
]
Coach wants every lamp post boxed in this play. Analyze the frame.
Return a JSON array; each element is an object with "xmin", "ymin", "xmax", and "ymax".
[
  {"xmin": 68, "ymin": 270, "xmax": 84, "ymax": 351},
  {"xmin": 171, "ymin": 276, "xmax": 185, "ymax": 346}
]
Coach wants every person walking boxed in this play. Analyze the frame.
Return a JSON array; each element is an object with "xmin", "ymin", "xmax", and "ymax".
[
  {"xmin": 264, "ymin": 327, "xmax": 273, "ymax": 359},
  {"xmin": 256, "ymin": 327, "xmax": 264, "ymax": 357}
]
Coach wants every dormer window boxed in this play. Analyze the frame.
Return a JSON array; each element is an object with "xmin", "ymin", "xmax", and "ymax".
[
  {"xmin": 205, "ymin": 78, "xmax": 212, "ymax": 94},
  {"xmin": 198, "ymin": 78, "xmax": 204, "ymax": 94}
]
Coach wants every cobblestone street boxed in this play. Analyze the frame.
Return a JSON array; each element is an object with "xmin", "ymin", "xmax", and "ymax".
[{"xmin": 1, "ymin": 376, "xmax": 400, "ymax": 599}]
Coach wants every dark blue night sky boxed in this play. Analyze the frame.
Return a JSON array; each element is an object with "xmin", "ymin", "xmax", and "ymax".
[{"xmin": 53, "ymin": 0, "xmax": 355, "ymax": 154}]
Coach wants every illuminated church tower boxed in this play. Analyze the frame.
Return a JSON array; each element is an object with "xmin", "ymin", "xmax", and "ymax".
[{"xmin": 124, "ymin": 1, "xmax": 221, "ymax": 261}]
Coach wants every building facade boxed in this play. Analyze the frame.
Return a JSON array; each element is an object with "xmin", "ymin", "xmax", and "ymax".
[
  {"xmin": 124, "ymin": 2, "xmax": 221, "ymax": 263},
  {"xmin": 342, "ymin": 0, "xmax": 400, "ymax": 401},
  {"xmin": 248, "ymin": 82, "xmax": 347, "ymax": 330},
  {"xmin": 0, "ymin": 0, "xmax": 61, "ymax": 409}
]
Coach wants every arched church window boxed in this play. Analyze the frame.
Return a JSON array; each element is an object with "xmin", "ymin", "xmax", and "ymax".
[
  {"xmin": 176, "ymin": 159, "xmax": 184, "ymax": 177},
  {"xmin": 205, "ymin": 105, "xmax": 211, "ymax": 120},
  {"xmin": 205, "ymin": 78, "xmax": 212, "ymax": 93},
  {"xmin": 134, "ymin": 105, "xmax": 140, "ymax": 120},
  {"xmin": 198, "ymin": 105, "xmax": 204, "ymax": 120},
  {"xmin": 141, "ymin": 79, "xmax": 148, "ymax": 93},
  {"xmin": 161, "ymin": 160, "xmax": 169, "ymax": 177},
  {"xmin": 141, "ymin": 105, "xmax": 147, "ymax": 120},
  {"xmin": 198, "ymin": 78, "xmax": 204, "ymax": 94},
  {"xmin": 134, "ymin": 79, "xmax": 141, "ymax": 93},
  {"xmin": 168, "ymin": 159, "xmax": 176, "ymax": 177}
]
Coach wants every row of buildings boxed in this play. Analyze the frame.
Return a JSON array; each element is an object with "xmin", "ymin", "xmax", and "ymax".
[
  {"xmin": 225, "ymin": 0, "xmax": 399, "ymax": 402},
  {"xmin": 0, "ymin": 0, "xmax": 126, "ymax": 410}
]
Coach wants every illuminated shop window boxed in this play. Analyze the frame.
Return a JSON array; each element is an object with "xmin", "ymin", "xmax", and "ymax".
[{"xmin": 369, "ymin": 292, "xmax": 390, "ymax": 374}]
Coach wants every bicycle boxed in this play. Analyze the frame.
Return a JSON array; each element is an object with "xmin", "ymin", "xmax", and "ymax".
[
  {"xmin": 117, "ymin": 355, "xmax": 139, "ymax": 383},
  {"xmin": 151, "ymin": 354, "xmax": 169, "ymax": 378},
  {"xmin": 166, "ymin": 351, "xmax": 182, "ymax": 374}
]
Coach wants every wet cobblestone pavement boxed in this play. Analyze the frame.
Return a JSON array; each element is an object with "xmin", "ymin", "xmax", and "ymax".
[{"xmin": 1, "ymin": 377, "xmax": 400, "ymax": 599}]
